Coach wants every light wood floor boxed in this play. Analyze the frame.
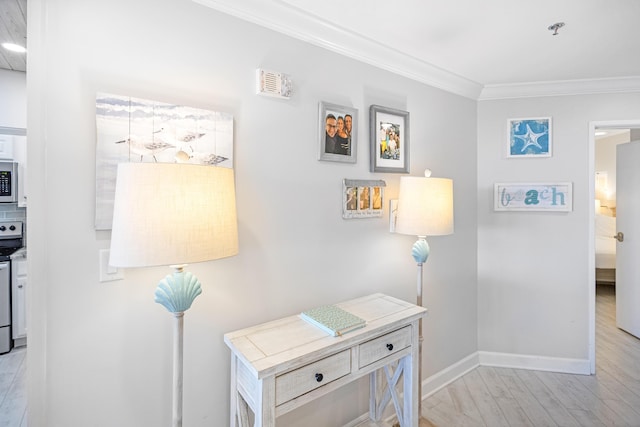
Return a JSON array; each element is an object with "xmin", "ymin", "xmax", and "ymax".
[
  {"xmin": 0, "ymin": 345, "xmax": 26, "ymax": 426},
  {"xmin": 2, "ymin": 286, "xmax": 638, "ymax": 427},
  {"xmin": 418, "ymin": 284, "xmax": 640, "ymax": 427}
]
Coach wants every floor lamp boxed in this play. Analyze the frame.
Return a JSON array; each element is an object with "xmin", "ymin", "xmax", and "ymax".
[
  {"xmin": 109, "ymin": 162, "xmax": 239, "ymax": 427},
  {"xmin": 395, "ymin": 170, "xmax": 454, "ymax": 425}
]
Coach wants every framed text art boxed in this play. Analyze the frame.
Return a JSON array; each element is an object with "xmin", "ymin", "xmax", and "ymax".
[
  {"xmin": 507, "ymin": 117, "xmax": 552, "ymax": 158},
  {"xmin": 319, "ymin": 101, "xmax": 357, "ymax": 164},
  {"xmin": 370, "ymin": 105, "xmax": 409, "ymax": 173},
  {"xmin": 343, "ymin": 179, "xmax": 386, "ymax": 219},
  {"xmin": 494, "ymin": 182, "xmax": 572, "ymax": 212}
]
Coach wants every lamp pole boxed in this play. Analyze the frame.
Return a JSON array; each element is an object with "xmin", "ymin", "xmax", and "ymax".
[
  {"xmin": 154, "ymin": 265, "xmax": 203, "ymax": 427},
  {"xmin": 412, "ymin": 237, "xmax": 430, "ymax": 422},
  {"xmin": 173, "ymin": 312, "xmax": 184, "ymax": 427}
]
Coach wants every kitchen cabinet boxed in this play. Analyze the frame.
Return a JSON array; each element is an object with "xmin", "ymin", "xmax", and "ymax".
[{"xmin": 11, "ymin": 249, "xmax": 26, "ymax": 347}]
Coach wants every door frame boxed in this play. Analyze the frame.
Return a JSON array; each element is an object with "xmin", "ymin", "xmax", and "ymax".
[{"xmin": 589, "ymin": 119, "xmax": 640, "ymax": 374}]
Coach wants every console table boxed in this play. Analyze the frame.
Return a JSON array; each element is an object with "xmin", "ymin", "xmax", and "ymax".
[{"xmin": 224, "ymin": 293, "xmax": 427, "ymax": 427}]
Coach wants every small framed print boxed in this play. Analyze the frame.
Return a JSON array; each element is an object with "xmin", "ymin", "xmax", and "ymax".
[
  {"xmin": 508, "ymin": 117, "xmax": 552, "ymax": 158},
  {"xmin": 343, "ymin": 179, "xmax": 386, "ymax": 219},
  {"xmin": 494, "ymin": 182, "xmax": 572, "ymax": 212},
  {"xmin": 319, "ymin": 101, "xmax": 357, "ymax": 163},
  {"xmin": 370, "ymin": 105, "xmax": 409, "ymax": 173}
]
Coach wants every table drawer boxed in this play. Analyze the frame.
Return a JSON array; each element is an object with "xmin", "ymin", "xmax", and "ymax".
[
  {"xmin": 358, "ymin": 326, "xmax": 411, "ymax": 368},
  {"xmin": 275, "ymin": 349, "xmax": 351, "ymax": 405}
]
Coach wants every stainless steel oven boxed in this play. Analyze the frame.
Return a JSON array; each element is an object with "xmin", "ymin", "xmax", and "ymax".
[{"xmin": 0, "ymin": 221, "xmax": 24, "ymax": 354}]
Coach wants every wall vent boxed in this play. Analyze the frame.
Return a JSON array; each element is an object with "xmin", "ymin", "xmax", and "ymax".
[{"xmin": 256, "ymin": 69, "xmax": 292, "ymax": 99}]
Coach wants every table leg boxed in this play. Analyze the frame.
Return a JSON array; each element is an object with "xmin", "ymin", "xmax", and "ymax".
[
  {"xmin": 254, "ymin": 377, "xmax": 276, "ymax": 427},
  {"xmin": 230, "ymin": 356, "xmax": 239, "ymax": 427}
]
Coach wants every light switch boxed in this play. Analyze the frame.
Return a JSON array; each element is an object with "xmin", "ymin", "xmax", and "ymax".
[
  {"xmin": 99, "ymin": 249, "xmax": 124, "ymax": 282},
  {"xmin": 389, "ymin": 199, "xmax": 398, "ymax": 233}
]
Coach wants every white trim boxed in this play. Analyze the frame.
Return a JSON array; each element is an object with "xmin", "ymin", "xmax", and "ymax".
[
  {"xmin": 422, "ymin": 352, "xmax": 480, "ymax": 398},
  {"xmin": 343, "ymin": 413, "xmax": 370, "ymax": 427},
  {"xmin": 478, "ymin": 351, "xmax": 590, "ymax": 375},
  {"xmin": 588, "ymin": 122, "xmax": 597, "ymax": 375},
  {"xmin": 480, "ymin": 77, "xmax": 640, "ymax": 101}
]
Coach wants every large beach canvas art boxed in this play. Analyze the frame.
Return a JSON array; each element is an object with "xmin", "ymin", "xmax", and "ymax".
[{"xmin": 95, "ymin": 93, "xmax": 234, "ymax": 229}]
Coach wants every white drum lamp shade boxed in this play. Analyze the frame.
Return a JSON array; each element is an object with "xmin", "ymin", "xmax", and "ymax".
[
  {"xmin": 396, "ymin": 176, "xmax": 454, "ymax": 237},
  {"xmin": 109, "ymin": 162, "xmax": 238, "ymax": 267}
]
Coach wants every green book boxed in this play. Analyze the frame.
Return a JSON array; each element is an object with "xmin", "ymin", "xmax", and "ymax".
[{"xmin": 300, "ymin": 305, "xmax": 366, "ymax": 337}]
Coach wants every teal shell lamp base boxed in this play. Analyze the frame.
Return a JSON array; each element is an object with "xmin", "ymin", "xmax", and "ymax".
[
  {"xmin": 154, "ymin": 265, "xmax": 203, "ymax": 313},
  {"xmin": 411, "ymin": 237, "xmax": 430, "ymax": 265},
  {"xmin": 412, "ymin": 236, "xmax": 430, "ymax": 310}
]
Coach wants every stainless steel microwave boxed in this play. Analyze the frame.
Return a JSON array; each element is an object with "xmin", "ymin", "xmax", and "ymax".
[{"xmin": 0, "ymin": 162, "xmax": 18, "ymax": 203}]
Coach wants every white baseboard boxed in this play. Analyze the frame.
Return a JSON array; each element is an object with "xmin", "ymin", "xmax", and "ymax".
[
  {"xmin": 343, "ymin": 413, "xmax": 371, "ymax": 427},
  {"xmin": 421, "ymin": 352, "xmax": 480, "ymax": 399},
  {"xmin": 478, "ymin": 351, "xmax": 591, "ymax": 375}
]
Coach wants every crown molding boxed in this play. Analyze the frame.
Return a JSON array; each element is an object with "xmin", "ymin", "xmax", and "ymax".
[
  {"xmin": 192, "ymin": 0, "xmax": 483, "ymax": 100},
  {"xmin": 193, "ymin": 0, "xmax": 640, "ymax": 101},
  {"xmin": 479, "ymin": 76, "xmax": 640, "ymax": 100}
]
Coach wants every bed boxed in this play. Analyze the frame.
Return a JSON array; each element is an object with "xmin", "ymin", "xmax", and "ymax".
[{"xmin": 595, "ymin": 213, "xmax": 617, "ymax": 284}]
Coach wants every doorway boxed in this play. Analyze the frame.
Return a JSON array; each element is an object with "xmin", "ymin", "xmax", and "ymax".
[{"xmin": 589, "ymin": 120, "xmax": 640, "ymax": 374}]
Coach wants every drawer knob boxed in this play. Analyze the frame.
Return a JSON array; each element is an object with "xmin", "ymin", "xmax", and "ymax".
[
  {"xmin": 315, "ymin": 373, "xmax": 324, "ymax": 382},
  {"xmin": 386, "ymin": 343, "xmax": 394, "ymax": 351}
]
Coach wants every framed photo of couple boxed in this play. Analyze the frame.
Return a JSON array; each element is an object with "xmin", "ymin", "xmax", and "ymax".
[{"xmin": 318, "ymin": 101, "xmax": 358, "ymax": 164}]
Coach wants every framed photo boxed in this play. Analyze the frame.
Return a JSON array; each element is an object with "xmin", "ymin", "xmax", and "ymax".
[
  {"xmin": 343, "ymin": 179, "xmax": 386, "ymax": 219},
  {"xmin": 494, "ymin": 182, "xmax": 572, "ymax": 212},
  {"xmin": 319, "ymin": 101, "xmax": 357, "ymax": 163},
  {"xmin": 507, "ymin": 117, "xmax": 552, "ymax": 158},
  {"xmin": 370, "ymin": 105, "xmax": 409, "ymax": 173}
]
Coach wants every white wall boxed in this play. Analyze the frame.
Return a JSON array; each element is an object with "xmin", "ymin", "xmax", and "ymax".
[
  {"xmin": 478, "ymin": 93, "xmax": 640, "ymax": 365},
  {"xmin": 26, "ymin": 0, "xmax": 477, "ymax": 425},
  {"xmin": 0, "ymin": 69, "xmax": 26, "ymax": 128}
]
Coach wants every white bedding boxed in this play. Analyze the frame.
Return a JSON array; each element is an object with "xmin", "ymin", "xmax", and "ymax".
[{"xmin": 595, "ymin": 214, "xmax": 616, "ymax": 269}]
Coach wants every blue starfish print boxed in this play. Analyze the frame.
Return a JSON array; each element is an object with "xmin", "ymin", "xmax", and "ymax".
[{"xmin": 514, "ymin": 124, "xmax": 546, "ymax": 153}]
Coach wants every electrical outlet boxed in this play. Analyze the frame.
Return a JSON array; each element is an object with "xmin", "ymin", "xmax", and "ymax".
[{"xmin": 99, "ymin": 249, "xmax": 123, "ymax": 282}]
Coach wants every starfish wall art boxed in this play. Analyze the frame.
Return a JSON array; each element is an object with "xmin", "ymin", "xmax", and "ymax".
[{"xmin": 507, "ymin": 117, "xmax": 552, "ymax": 158}]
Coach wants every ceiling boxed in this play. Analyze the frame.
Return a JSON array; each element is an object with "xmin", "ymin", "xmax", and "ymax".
[
  {"xmin": 0, "ymin": 0, "xmax": 26, "ymax": 72},
  {"xmin": 193, "ymin": 0, "xmax": 640, "ymax": 99},
  {"xmin": 3, "ymin": 1, "xmax": 640, "ymax": 99}
]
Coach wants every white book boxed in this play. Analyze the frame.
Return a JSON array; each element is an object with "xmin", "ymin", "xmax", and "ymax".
[{"xmin": 300, "ymin": 305, "xmax": 366, "ymax": 337}]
